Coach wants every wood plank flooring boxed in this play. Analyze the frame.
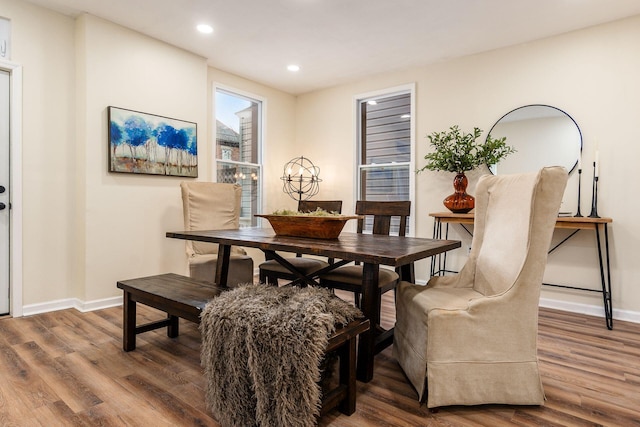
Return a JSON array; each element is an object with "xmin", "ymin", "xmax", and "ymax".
[{"xmin": 1, "ymin": 291, "xmax": 639, "ymax": 426}]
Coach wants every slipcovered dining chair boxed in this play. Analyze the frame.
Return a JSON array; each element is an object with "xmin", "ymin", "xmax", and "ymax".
[
  {"xmin": 180, "ymin": 182, "xmax": 254, "ymax": 287},
  {"xmin": 394, "ymin": 166, "xmax": 567, "ymax": 409},
  {"xmin": 319, "ymin": 200, "xmax": 411, "ymax": 307},
  {"xmin": 259, "ymin": 200, "xmax": 342, "ymax": 285}
]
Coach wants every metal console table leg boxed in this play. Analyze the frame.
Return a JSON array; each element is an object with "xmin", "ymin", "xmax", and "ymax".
[{"xmin": 429, "ymin": 213, "xmax": 614, "ymax": 329}]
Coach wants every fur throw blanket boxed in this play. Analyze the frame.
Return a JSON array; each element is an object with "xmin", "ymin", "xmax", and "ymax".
[{"xmin": 200, "ymin": 284, "xmax": 363, "ymax": 427}]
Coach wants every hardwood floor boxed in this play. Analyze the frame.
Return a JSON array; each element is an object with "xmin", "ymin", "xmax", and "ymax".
[{"xmin": 1, "ymin": 291, "xmax": 639, "ymax": 426}]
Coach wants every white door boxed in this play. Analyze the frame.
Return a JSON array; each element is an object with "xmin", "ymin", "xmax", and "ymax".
[{"xmin": 0, "ymin": 69, "xmax": 9, "ymax": 314}]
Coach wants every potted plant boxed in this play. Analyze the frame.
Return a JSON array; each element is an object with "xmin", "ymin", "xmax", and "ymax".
[{"xmin": 417, "ymin": 125, "xmax": 515, "ymax": 213}]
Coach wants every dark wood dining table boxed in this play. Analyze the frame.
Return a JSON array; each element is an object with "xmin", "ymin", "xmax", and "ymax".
[{"xmin": 166, "ymin": 228, "xmax": 461, "ymax": 382}]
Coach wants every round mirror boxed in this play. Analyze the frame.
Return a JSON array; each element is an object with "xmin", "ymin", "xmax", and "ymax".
[{"xmin": 487, "ymin": 105, "xmax": 582, "ymax": 174}]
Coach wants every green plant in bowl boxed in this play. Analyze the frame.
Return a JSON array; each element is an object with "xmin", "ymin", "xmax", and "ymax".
[
  {"xmin": 256, "ymin": 208, "xmax": 358, "ymax": 239},
  {"xmin": 272, "ymin": 208, "xmax": 344, "ymax": 217}
]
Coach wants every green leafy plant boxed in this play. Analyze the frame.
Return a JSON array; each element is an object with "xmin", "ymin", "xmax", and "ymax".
[
  {"xmin": 271, "ymin": 208, "xmax": 343, "ymax": 217},
  {"xmin": 417, "ymin": 125, "xmax": 515, "ymax": 174}
]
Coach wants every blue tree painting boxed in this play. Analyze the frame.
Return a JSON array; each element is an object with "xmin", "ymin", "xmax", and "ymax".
[{"xmin": 108, "ymin": 106, "xmax": 198, "ymax": 177}]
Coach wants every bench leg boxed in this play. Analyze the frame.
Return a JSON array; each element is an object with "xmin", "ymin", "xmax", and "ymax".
[
  {"xmin": 338, "ymin": 335, "xmax": 357, "ymax": 415},
  {"xmin": 122, "ymin": 290, "xmax": 136, "ymax": 352}
]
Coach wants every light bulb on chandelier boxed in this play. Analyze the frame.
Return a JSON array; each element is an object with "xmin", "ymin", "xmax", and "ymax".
[{"xmin": 280, "ymin": 156, "xmax": 322, "ymax": 201}]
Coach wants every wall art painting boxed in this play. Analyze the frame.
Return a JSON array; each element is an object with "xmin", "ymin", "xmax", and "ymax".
[{"xmin": 108, "ymin": 106, "xmax": 197, "ymax": 177}]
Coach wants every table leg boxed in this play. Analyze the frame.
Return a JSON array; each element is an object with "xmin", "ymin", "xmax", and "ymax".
[
  {"xmin": 430, "ymin": 219, "xmax": 440, "ymax": 276},
  {"xmin": 215, "ymin": 244, "xmax": 231, "ymax": 288},
  {"xmin": 122, "ymin": 291, "xmax": 136, "ymax": 351},
  {"xmin": 398, "ymin": 263, "xmax": 415, "ymax": 283},
  {"xmin": 595, "ymin": 223, "xmax": 613, "ymax": 329},
  {"xmin": 431, "ymin": 219, "xmax": 451, "ymax": 277},
  {"xmin": 604, "ymin": 224, "xmax": 613, "ymax": 329},
  {"xmin": 356, "ymin": 263, "xmax": 379, "ymax": 383}
]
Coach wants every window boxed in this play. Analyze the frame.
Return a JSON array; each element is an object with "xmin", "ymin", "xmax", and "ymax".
[
  {"xmin": 357, "ymin": 87, "xmax": 414, "ymax": 234},
  {"xmin": 215, "ymin": 88, "xmax": 263, "ymax": 227}
]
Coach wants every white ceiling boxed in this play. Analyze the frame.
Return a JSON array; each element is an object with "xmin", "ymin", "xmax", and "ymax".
[{"xmin": 24, "ymin": 0, "xmax": 640, "ymax": 95}]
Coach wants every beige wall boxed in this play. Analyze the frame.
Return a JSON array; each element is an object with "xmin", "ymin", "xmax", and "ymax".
[
  {"xmin": 1, "ymin": 0, "xmax": 76, "ymax": 306},
  {"xmin": 2, "ymin": 1, "xmax": 296, "ymax": 310},
  {"xmin": 296, "ymin": 15, "xmax": 640, "ymax": 317},
  {"xmin": 77, "ymin": 15, "xmax": 210, "ymax": 303},
  {"xmin": 4, "ymin": 0, "xmax": 640, "ymax": 321}
]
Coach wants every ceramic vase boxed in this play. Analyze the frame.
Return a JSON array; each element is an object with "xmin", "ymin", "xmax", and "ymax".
[{"xmin": 443, "ymin": 172, "xmax": 474, "ymax": 213}]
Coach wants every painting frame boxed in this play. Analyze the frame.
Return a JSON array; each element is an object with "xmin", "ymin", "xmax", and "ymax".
[{"xmin": 108, "ymin": 106, "xmax": 198, "ymax": 177}]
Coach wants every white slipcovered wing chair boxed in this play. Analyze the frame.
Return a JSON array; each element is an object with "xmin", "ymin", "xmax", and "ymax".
[
  {"xmin": 394, "ymin": 166, "xmax": 567, "ymax": 408},
  {"xmin": 180, "ymin": 182, "xmax": 254, "ymax": 287}
]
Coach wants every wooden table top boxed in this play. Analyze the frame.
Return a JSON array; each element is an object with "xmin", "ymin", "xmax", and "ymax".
[{"xmin": 167, "ymin": 228, "xmax": 462, "ymax": 267}]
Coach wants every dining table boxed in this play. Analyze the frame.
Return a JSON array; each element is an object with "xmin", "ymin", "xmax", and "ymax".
[{"xmin": 166, "ymin": 227, "xmax": 461, "ymax": 382}]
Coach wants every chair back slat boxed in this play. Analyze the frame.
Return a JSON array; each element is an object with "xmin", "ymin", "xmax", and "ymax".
[
  {"xmin": 355, "ymin": 201, "xmax": 411, "ymax": 236},
  {"xmin": 298, "ymin": 200, "xmax": 343, "ymax": 214}
]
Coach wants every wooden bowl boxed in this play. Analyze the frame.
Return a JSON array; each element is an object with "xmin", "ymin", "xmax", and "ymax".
[{"xmin": 255, "ymin": 214, "xmax": 359, "ymax": 239}]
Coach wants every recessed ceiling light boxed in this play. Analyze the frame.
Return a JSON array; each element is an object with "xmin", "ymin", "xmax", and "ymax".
[
  {"xmin": 197, "ymin": 24, "xmax": 213, "ymax": 34},
  {"xmin": 287, "ymin": 64, "xmax": 300, "ymax": 72}
]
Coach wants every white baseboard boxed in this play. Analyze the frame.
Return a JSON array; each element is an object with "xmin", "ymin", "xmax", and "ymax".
[
  {"xmin": 21, "ymin": 296, "xmax": 122, "ymax": 317},
  {"xmin": 414, "ymin": 278, "xmax": 638, "ymax": 325},
  {"xmin": 76, "ymin": 296, "xmax": 122, "ymax": 312},
  {"xmin": 20, "ymin": 293, "xmax": 640, "ymax": 326},
  {"xmin": 21, "ymin": 298, "xmax": 76, "ymax": 317},
  {"xmin": 539, "ymin": 297, "xmax": 640, "ymax": 325}
]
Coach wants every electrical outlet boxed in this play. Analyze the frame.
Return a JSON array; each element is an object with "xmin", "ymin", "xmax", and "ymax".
[{"xmin": 467, "ymin": 245, "xmax": 472, "ymax": 254}]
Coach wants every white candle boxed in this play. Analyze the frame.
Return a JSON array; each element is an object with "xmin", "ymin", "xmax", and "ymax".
[{"xmin": 594, "ymin": 150, "xmax": 599, "ymax": 177}]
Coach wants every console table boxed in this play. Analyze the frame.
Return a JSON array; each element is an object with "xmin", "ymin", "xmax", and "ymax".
[{"xmin": 429, "ymin": 212, "xmax": 614, "ymax": 329}]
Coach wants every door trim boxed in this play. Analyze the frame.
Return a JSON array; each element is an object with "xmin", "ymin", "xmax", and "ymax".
[{"xmin": 0, "ymin": 59, "xmax": 22, "ymax": 317}]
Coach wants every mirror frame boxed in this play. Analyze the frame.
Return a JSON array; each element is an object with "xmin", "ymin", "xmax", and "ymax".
[{"xmin": 487, "ymin": 104, "xmax": 582, "ymax": 175}]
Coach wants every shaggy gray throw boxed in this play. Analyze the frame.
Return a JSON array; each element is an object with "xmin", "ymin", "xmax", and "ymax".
[{"xmin": 200, "ymin": 284, "xmax": 363, "ymax": 427}]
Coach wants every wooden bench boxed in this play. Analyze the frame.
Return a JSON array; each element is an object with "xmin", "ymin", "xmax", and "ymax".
[
  {"xmin": 116, "ymin": 273, "xmax": 370, "ymax": 416},
  {"xmin": 116, "ymin": 273, "xmax": 225, "ymax": 351}
]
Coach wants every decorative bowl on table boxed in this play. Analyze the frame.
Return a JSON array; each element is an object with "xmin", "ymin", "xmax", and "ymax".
[{"xmin": 255, "ymin": 213, "xmax": 359, "ymax": 239}]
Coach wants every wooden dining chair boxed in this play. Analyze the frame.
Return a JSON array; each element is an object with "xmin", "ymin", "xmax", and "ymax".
[
  {"xmin": 258, "ymin": 200, "xmax": 342, "ymax": 285},
  {"xmin": 318, "ymin": 200, "xmax": 411, "ymax": 306}
]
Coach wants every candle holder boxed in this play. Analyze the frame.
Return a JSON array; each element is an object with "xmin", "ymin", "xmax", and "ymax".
[
  {"xmin": 574, "ymin": 168, "xmax": 583, "ymax": 217},
  {"xmin": 589, "ymin": 162, "xmax": 600, "ymax": 218},
  {"xmin": 280, "ymin": 156, "xmax": 322, "ymax": 202}
]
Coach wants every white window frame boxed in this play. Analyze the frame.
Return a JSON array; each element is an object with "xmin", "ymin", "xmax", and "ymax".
[
  {"xmin": 213, "ymin": 83, "xmax": 265, "ymax": 225},
  {"xmin": 354, "ymin": 83, "xmax": 416, "ymax": 235}
]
